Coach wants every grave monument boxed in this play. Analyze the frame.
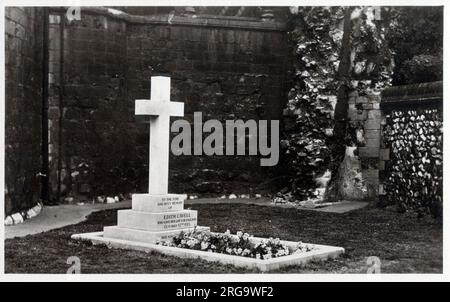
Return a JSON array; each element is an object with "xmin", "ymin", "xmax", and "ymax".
[
  {"xmin": 72, "ymin": 76, "xmax": 343, "ymax": 271},
  {"xmin": 103, "ymin": 76, "xmax": 209, "ymax": 243}
]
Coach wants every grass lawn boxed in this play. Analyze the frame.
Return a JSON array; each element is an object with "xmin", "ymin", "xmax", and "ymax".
[{"xmin": 5, "ymin": 203, "xmax": 442, "ymax": 274}]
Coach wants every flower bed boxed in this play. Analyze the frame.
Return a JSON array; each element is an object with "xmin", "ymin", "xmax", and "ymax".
[
  {"xmin": 157, "ymin": 229, "xmax": 315, "ymax": 260},
  {"xmin": 73, "ymin": 228, "xmax": 344, "ymax": 271}
]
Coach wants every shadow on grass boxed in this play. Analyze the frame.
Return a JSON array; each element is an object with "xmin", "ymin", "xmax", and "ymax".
[{"xmin": 5, "ymin": 204, "xmax": 442, "ymax": 274}]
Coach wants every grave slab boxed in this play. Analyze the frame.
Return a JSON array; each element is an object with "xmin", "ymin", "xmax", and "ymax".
[
  {"xmin": 117, "ymin": 209, "xmax": 197, "ymax": 231},
  {"xmin": 132, "ymin": 193, "xmax": 186, "ymax": 212},
  {"xmin": 103, "ymin": 225, "xmax": 210, "ymax": 244},
  {"xmin": 71, "ymin": 231, "xmax": 345, "ymax": 272}
]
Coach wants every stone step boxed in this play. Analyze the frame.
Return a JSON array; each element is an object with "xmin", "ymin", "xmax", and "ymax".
[
  {"xmin": 103, "ymin": 225, "xmax": 210, "ymax": 244},
  {"xmin": 117, "ymin": 209, "xmax": 197, "ymax": 231},
  {"xmin": 132, "ymin": 193, "xmax": 186, "ymax": 213}
]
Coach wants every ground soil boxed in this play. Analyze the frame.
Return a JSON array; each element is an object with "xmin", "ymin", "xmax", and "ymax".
[{"xmin": 5, "ymin": 204, "xmax": 442, "ymax": 273}]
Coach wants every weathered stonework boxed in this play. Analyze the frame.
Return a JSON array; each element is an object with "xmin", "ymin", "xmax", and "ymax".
[
  {"xmin": 379, "ymin": 82, "xmax": 443, "ymax": 211},
  {"xmin": 46, "ymin": 7, "xmax": 289, "ymax": 200},
  {"xmin": 47, "ymin": 11, "xmax": 129, "ymax": 200},
  {"xmin": 5, "ymin": 7, "xmax": 44, "ymax": 215},
  {"xmin": 347, "ymin": 82, "xmax": 443, "ymax": 205},
  {"xmin": 347, "ymin": 92, "xmax": 382, "ymax": 200}
]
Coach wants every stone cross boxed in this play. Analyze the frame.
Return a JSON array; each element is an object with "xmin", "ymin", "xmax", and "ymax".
[{"xmin": 135, "ymin": 76, "xmax": 184, "ymax": 195}]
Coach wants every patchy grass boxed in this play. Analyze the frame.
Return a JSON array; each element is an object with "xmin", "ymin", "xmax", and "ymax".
[{"xmin": 5, "ymin": 204, "xmax": 442, "ymax": 274}]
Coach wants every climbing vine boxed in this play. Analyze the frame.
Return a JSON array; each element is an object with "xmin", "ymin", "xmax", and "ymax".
[
  {"xmin": 280, "ymin": 7, "xmax": 343, "ymax": 200},
  {"xmin": 281, "ymin": 6, "xmax": 394, "ymax": 202},
  {"xmin": 350, "ymin": 7, "xmax": 393, "ymax": 94}
]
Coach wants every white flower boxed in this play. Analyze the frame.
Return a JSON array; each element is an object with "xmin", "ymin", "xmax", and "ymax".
[
  {"xmin": 236, "ymin": 231, "xmax": 243, "ymax": 237},
  {"xmin": 237, "ymin": 248, "xmax": 243, "ymax": 255},
  {"xmin": 306, "ymin": 244, "xmax": 315, "ymax": 251},
  {"xmin": 225, "ymin": 230, "xmax": 231, "ymax": 235},
  {"xmin": 187, "ymin": 239, "xmax": 197, "ymax": 248},
  {"xmin": 276, "ymin": 249, "xmax": 287, "ymax": 257},
  {"xmin": 200, "ymin": 242, "xmax": 209, "ymax": 250}
]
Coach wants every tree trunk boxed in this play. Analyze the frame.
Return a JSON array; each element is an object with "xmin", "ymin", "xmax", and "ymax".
[{"xmin": 325, "ymin": 7, "xmax": 353, "ymax": 201}]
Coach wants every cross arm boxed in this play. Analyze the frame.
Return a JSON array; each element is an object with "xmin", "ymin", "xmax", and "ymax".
[{"xmin": 135, "ymin": 99, "xmax": 184, "ymax": 117}]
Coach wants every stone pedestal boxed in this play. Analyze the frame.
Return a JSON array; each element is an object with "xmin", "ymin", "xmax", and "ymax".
[{"xmin": 104, "ymin": 194, "xmax": 209, "ymax": 244}]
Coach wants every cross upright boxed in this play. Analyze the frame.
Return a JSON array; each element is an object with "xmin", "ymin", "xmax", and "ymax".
[{"xmin": 135, "ymin": 76, "xmax": 184, "ymax": 195}]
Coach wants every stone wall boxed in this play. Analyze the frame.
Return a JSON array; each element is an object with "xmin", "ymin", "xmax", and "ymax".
[
  {"xmin": 5, "ymin": 7, "xmax": 44, "ymax": 215},
  {"xmin": 47, "ymin": 7, "xmax": 289, "ymax": 201},
  {"xmin": 47, "ymin": 11, "xmax": 128, "ymax": 200},
  {"xmin": 126, "ymin": 17, "xmax": 288, "ymax": 195},
  {"xmin": 379, "ymin": 82, "xmax": 443, "ymax": 215},
  {"xmin": 347, "ymin": 91, "xmax": 383, "ymax": 200},
  {"xmin": 346, "ymin": 82, "xmax": 443, "ymax": 208}
]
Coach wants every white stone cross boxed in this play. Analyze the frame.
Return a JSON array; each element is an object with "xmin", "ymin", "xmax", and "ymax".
[{"xmin": 135, "ymin": 76, "xmax": 184, "ymax": 195}]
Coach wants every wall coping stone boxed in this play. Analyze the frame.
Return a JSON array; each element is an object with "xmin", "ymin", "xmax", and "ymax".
[
  {"xmin": 381, "ymin": 81, "xmax": 442, "ymax": 109},
  {"xmin": 49, "ymin": 7, "xmax": 287, "ymax": 32}
]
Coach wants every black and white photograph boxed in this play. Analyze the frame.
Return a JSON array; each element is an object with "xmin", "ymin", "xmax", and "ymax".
[{"xmin": 0, "ymin": 0, "xmax": 447, "ymax": 283}]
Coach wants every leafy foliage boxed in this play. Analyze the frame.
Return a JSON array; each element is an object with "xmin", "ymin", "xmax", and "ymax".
[
  {"xmin": 281, "ymin": 7, "xmax": 343, "ymax": 200},
  {"xmin": 397, "ymin": 54, "xmax": 443, "ymax": 85},
  {"xmin": 350, "ymin": 7, "xmax": 394, "ymax": 93},
  {"xmin": 386, "ymin": 7, "xmax": 443, "ymax": 85},
  {"xmin": 282, "ymin": 7, "xmax": 394, "ymax": 201}
]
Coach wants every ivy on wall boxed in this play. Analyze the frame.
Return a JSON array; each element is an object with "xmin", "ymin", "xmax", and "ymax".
[
  {"xmin": 281, "ymin": 7, "xmax": 343, "ymax": 200},
  {"xmin": 350, "ymin": 7, "xmax": 393, "ymax": 94},
  {"xmin": 281, "ymin": 6, "xmax": 394, "ymax": 202}
]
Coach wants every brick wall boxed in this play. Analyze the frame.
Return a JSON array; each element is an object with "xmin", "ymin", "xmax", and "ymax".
[
  {"xmin": 47, "ymin": 8, "xmax": 289, "ymax": 200},
  {"xmin": 4, "ymin": 7, "xmax": 44, "ymax": 215}
]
